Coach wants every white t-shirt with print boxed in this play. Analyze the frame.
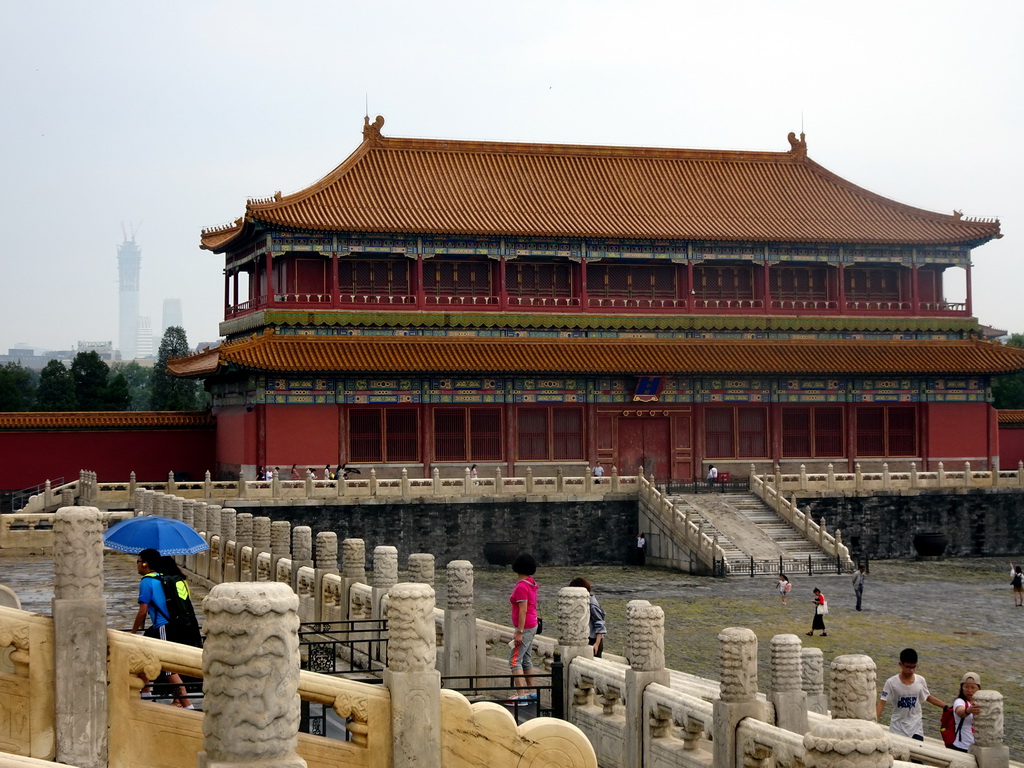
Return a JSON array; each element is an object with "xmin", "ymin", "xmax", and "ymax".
[{"xmin": 880, "ymin": 673, "xmax": 931, "ymax": 738}]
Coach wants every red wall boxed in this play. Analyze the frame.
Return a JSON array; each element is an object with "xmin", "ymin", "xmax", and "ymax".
[
  {"xmin": 924, "ymin": 401, "xmax": 996, "ymax": 469},
  {"xmin": 263, "ymin": 404, "xmax": 340, "ymax": 470},
  {"xmin": 215, "ymin": 406, "xmax": 256, "ymax": 468},
  {"xmin": 999, "ymin": 426, "xmax": 1024, "ymax": 470},
  {"xmin": 0, "ymin": 428, "xmax": 216, "ymax": 490}
]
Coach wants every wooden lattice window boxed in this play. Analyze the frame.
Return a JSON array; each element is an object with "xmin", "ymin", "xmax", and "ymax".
[
  {"xmin": 423, "ymin": 260, "xmax": 492, "ymax": 296},
  {"xmin": 517, "ymin": 407, "xmax": 584, "ymax": 460},
  {"xmin": 782, "ymin": 406, "xmax": 844, "ymax": 458},
  {"xmin": 507, "ymin": 262, "xmax": 572, "ymax": 297},
  {"xmin": 586, "ymin": 263, "xmax": 676, "ymax": 299},
  {"xmin": 694, "ymin": 265, "xmax": 755, "ymax": 300},
  {"xmin": 770, "ymin": 265, "xmax": 828, "ymax": 301},
  {"xmin": 338, "ymin": 258, "xmax": 411, "ymax": 296},
  {"xmin": 433, "ymin": 407, "xmax": 503, "ymax": 462},
  {"xmin": 349, "ymin": 408, "xmax": 419, "ymax": 463},
  {"xmin": 705, "ymin": 406, "xmax": 767, "ymax": 458},
  {"xmin": 855, "ymin": 405, "xmax": 916, "ymax": 456},
  {"xmin": 845, "ymin": 267, "xmax": 902, "ymax": 301},
  {"xmin": 917, "ymin": 268, "xmax": 942, "ymax": 304}
]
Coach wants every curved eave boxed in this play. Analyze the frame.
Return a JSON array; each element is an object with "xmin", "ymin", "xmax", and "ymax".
[
  {"xmin": 0, "ymin": 411, "xmax": 214, "ymax": 430},
  {"xmin": 171, "ymin": 334, "xmax": 1024, "ymax": 379}
]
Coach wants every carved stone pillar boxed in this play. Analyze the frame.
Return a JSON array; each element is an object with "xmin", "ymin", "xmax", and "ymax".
[
  {"xmin": 829, "ymin": 654, "xmax": 877, "ymax": 721},
  {"xmin": 384, "ymin": 582, "xmax": 441, "ymax": 768},
  {"xmin": 714, "ymin": 627, "xmax": 765, "ymax": 768},
  {"xmin": 769, "ymin": 634, "xmax": 808, "ymax": 734},
  {"xmin": 803, "ymin": 720, "xmax": 891, "ymax": 768},
  {"xmin": 168, "ymin": 496, "xmax": 183, "ymax": 522},
  {"xmin": 206, "ymin": 505, "xmax": 224, "ymax": 583},
  {"xmin": 271, "ymin": 520, "xmax": 291, "ymax": 584},
  {"xmin": 625, "ymin": 600, "xmax": 670, "ymax": 768},
  {"xmin": 801, "ymin": 647, "xmax": 828, "ymax": 714},
  {"xmin": 443, "ymin": 560, "xmax": 475, "ymax": 678},
  {"xmin": 235, "ymin": 512, "xmax": 253, "ymax": 581},
  {"xmin": 372, "ymin": 546, "xmax": 399, "ymax": 621},
  {"xmin": 53, "ymin": 506, "xmax": 107, "ymax": 768},
  {"xmin": 201, "ymin": 582, "xmax": 305, "ymax": 768},
  {"xmin": 314, "ymin": 532, "xmax": 339, "ymax": 621},
  {"xmin": 220, "ymin": 508, "xmax": 237, "ymax": 582},
  {"xmin": 408, "ymin": 553, "xmax": 435, "ymax": 585},
  {"xmin": 291, "ymin": 526, "xmax": 313, "ymax": 592},
  {"xmin": 340, "ymin": 538, "xmax": 367, "ymax": 622},
  {"xmin": 971, "ymin": 689, "xmax": 1009, "ymax": 768},
  {"xmin": 252, "ymin": 517, "xmax": 272, "ymax": 582}
]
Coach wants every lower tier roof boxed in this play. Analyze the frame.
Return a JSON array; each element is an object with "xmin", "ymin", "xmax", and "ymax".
[{"xmin": 168, "ymin": 332, "xmax": 1024, "ymax": 378}]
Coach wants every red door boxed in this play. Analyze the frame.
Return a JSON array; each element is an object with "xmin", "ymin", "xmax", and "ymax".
[{"xmin": 617, "ymin": 418, "xmax": 670, "ymax": 480}]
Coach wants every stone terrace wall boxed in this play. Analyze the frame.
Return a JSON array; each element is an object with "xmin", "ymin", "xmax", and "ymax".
[
  {"xmin": 245, "ymin": 499, "xmax": 638, "ymax": 567},
  {"xmin": 803, "ymin": 491, "xmax": 1024, "ymax": 560}
]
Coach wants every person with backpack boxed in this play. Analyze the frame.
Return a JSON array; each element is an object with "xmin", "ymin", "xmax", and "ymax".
[
  {"xmin": 945, "ymin": 672, "xmax": 981, "ymax": 751},
  {"xmin": 130, "ymin": 548, "xmax": 198, "ymax": 708},
  {"xmin": 1010, "ymin": 563, "xmax": 1023, "ymax": 607},
  {"xmin": 775, "ymin": 574, "xmax": 792, "ymax": 606},
  {"xmin": 806, "ymin": 587, "xmax": 827, "ymax": 637}
]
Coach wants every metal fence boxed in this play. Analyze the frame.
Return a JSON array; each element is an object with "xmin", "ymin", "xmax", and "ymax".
[
  {"xmin": 659, "ymin": 478, "xmax": 748, "ymax": 495},
  {"xmin": 714, "ymin": 554, "xmax": 851, "ymax": 578},
  {"xmin": 442, "ymin": 652, "xmax": 564, "ymax": 721},
  {"xmin": 299, "ymin": 619, "xmax": 389, "ymax": 677}
]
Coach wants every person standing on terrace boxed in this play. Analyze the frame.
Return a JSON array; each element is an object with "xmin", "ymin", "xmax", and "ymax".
[{"xmin": 508, "ymin": 553, "xmax": 540, "ymax": 700}]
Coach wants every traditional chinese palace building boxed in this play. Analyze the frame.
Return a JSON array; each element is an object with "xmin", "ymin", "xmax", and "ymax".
[{"xmin": 172, "ymin": 117, "xmax": 1024, "ymax": 482}]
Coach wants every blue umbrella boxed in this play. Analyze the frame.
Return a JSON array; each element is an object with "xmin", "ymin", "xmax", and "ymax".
[{"xmin": 103, "ymin": 515, "xmax": 209, "ymax": 556}]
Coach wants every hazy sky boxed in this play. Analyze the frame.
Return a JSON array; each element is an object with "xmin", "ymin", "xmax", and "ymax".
[{"xmin": 2, "ymin": 1, "xmax": 1021, "ymax": 354}]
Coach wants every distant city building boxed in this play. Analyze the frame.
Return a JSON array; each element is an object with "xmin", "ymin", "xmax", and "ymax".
[
  {"xmin": 136, "ymin": 317, "xmax": 154, "ymax": 359},
  {"xmin": 162, "ymin": 298, "xmax": 183, "ymax": 336},
  {"xmin": 117, "ymin": 234, "xmax": 142, "ymax": 361},
  {"xmin": 76, "ymin": 341, "xmax": 116, "ymax": 362}
]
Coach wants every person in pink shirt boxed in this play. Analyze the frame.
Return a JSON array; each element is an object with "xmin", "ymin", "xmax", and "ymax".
[{"xmin": 509, "ymin": 553, "xmax": 539, "ymax": 699}]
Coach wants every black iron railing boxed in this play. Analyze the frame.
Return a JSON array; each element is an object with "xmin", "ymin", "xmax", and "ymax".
[{"xmin": 299, "ymin": 619, "xmax": 389, "ymax": 676}]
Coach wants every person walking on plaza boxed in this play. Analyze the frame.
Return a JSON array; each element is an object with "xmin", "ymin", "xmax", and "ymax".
[
  {"xmin": 130, "ymin": 548, "xmax": 195, "ymax": 708},
  {"xmin": 806, "ymin": 587, "xmax": 827, "ymax": 636},
  {"xmin": 877, "ymin": 648, "xmax": 946, "ymax": 740},
  {"xmin": 852, "ymin": 565, "xmax": 866, "ymax": 611},
  {"xmin": 508, "ymin": 553, "xmax": 540, "ymax": 700},
  {"xmin": 706, "ymin": 464, "xmax": 718, "ymax": 487},
  {"xmin": 776, "ymin": 573, "xmax": 791, "ymax": 606},
  {"xmin": 1010, "ymin": 562, "xmax": 1023, "ymax": 606}
]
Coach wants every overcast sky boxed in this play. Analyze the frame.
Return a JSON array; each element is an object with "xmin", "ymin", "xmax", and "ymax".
[{"xmin": 2, "ymin": 0, "xmax": 1021, "ymax": 354}]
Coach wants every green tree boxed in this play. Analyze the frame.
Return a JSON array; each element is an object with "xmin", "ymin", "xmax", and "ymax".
[
  {"xmin": 110, "ymin": 360, "xmax": 151, "ymax": 410},
  {"xmin": 150, "ymin": 326, "xmax": 202, "ymax": 410},
  {"xmin": 0, "ymin": 362, "xmax": 36, "ymax": 411},
  {"xmin": 35, "ymin": 360, "xmax": 77, "ymax": 411},
  {"xmin": 105, "ymin": 372, "xmax": 132, "ymax": 410},
  {"xmin": 993, "ymin": 333, "xmax": 1024, "ymax": 409},
  {"xmin": 71, "ymin": 351, "xmax": 112, "ymax": 410}
]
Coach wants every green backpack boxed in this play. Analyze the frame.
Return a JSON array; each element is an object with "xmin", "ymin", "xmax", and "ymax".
[{"xmin": 145, "ymin": 573, "xmax": 202, "ymax": 647}]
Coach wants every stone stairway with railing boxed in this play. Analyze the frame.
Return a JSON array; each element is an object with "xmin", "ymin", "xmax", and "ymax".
[{"xmin": 667, "ymin": 492, "xmax": 841, "ymax": 574}]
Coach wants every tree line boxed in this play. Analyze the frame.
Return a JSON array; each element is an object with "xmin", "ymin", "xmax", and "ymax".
[{"xmin": 0, "ymin": 327, "xmax": 206, "ymax": 412}]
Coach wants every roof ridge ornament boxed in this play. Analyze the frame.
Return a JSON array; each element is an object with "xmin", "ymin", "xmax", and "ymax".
[
  {"xmin": 363, "ymin": 114, "xmax": 385, "ymax": 145},
  {"xmin": 787, "ymin": 131, "xmax": 807, "ymax": 157}
]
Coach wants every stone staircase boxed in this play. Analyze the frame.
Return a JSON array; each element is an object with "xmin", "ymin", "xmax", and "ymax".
[{"xmin": 666, "ymin": 492, "xmax": 840, "ymax": 575}]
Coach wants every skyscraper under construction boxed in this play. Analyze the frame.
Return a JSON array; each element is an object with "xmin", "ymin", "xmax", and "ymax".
[{"xmin": 117, "ymin": 231, "xmax": 141, "ymax": 361}]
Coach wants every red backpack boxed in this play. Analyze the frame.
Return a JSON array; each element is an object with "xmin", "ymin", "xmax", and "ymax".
[{"xmin": 939, "ymin": 705, "xmax": 963, "ymax": 747}]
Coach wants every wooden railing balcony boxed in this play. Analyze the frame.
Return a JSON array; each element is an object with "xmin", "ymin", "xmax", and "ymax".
[{"xmin": 222, "ymin": 293, "xmax": 971, "ymax": 320}]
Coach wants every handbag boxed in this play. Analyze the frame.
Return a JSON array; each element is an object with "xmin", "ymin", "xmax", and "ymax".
[{"xmin": 816, "ymin": 601, "xmax": 829, "ymax": 615}]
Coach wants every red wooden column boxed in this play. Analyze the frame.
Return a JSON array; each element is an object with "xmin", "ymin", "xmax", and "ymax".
[
  {"xmin": 498, "ymin": 256, "xmax": 508, "ymax": 311},
  {"xmin": 686, "ymin": 261, "xmax": 695, "ymax": 311},
  {"xmin": 420, "ymin": 403, "xmax": 434, "ymax": 478},
  {"xmin": 910, "ymin": 264, "xmax": 919, "ymax": 313},
  {"xmin": 504, "ymin": 402, "xmax": 516, "ymax": 477},
  {"xmin": 965, "ymin": 262, "xmax": 973, "ymax": 316},
  {"xmin": 223, "ymin": 267, "xmax": 231, "ymax": 317},
  {"xmin": 330, "ymin": 252, "xmax": 340, "ymax": 307},
  {"xmin": 762, "ymin": 261, "xmax": 772, "ymax": 313},
  {"xmin": 264, "ymin": 251, "xmax": 275, "ymax": 308},
  {"xmin": 578, "ymin": 256, "xmax": 588, "ymax": 312},
  {"xmin": 846, "ymin": 403, "xmax": 857, "ymax": 472},
  {"xmin": 838, "ymin": 263, "xmax": 847, "ymax": 313},
  {"xmin": 416, "ymin": 255, "xmax": 426, "ymax": 310}
]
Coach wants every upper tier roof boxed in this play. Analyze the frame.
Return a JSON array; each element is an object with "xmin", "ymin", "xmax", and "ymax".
[
  {"xmin": 201, "ymin": 117, "xmax": 1000, "ymax": 252},
  {"xmin": 168, "ymin": 332, "xmax": 1024, "ymax": 378}
]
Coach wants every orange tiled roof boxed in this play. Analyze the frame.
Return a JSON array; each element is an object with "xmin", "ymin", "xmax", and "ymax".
[
  {"xmin": 168, "ymin": 332, "xmax": 1024, "ymax": 378},
  {"xmin": 201, "ymin": 118, "xmax": 999, "ymax": 251},
  {"xmin": 0, "ymin": 411, "xmax": 214, "ymax": 430},
  {"xmin": 998, "ymin": 410, "xmax": 1024, "ymax": 425}
]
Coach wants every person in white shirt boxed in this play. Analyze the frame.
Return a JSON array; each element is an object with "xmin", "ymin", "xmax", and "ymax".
[
  {"xmin": 877, "ymin": 648, "xmax": 947, "ymax": 739},
  {"xmin": 950, "ymin": 672, "xmax": 980, "ymax": 752},
  {"xmin": 707, "ymin": 465, "xmax": 718, "ymax": 486}
]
